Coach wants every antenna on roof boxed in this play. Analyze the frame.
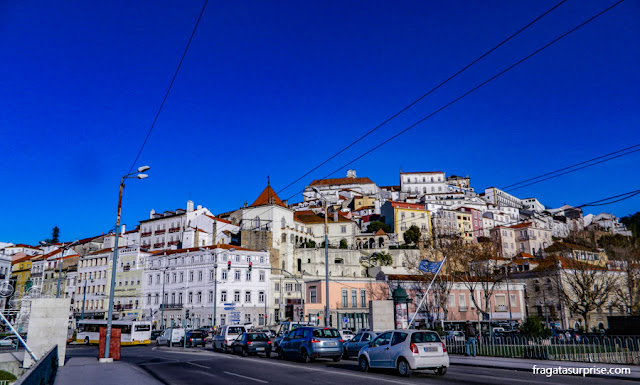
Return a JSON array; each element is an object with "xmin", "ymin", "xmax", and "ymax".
[{"xmin": 267, "ymin": 175, "xmax": 270, "ymax": 186}]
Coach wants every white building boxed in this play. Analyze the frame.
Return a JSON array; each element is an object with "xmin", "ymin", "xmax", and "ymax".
[
  {"xmin": 483, "ymin": 187, "xmax": 524, "ymax": 210},
  {"xmin": 401, "ymin": 171, "xmax": 448, "ymax": 196},
  {"xmin": 303, "ymin": 170, "xmax": 379, "ymax": 203},
  {"xmin": 143, "ymin": 245, "xmax": 270, "ymax": 329},
  {"xmin": 522, "ymin": 197, "xmax": 545, "ymax": 213}
]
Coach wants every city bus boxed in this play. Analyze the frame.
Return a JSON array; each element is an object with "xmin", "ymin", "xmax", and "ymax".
[{"xmin": 76, "ymin": 320, "xmax": 152, "ymax": 345}]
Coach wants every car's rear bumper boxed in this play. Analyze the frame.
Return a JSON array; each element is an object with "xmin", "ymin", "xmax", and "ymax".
[
  {"xmin": 406, "ymin": 354, "xmax": 449, "ymax": 370},
  {"xmin": 310, "ymin": 347, "xmax": 342, "ymax": 358}
]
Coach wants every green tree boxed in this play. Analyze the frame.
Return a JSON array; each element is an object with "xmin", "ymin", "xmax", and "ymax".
[
  {"xmin": 371, "ymin": 252, "xmax": 393, "ymax": 266},
  {"xmin": 367, "ymin": 221, "xmax": 391, "ymax": 234},
  {"xmin": 621, "ymin": 212, "xmax": 640, "ymax": 240},
  {"xmin": 521, "ymin": 316, "xmax": 552, "ymax": 337},
  {"xmin": 339, "ymin": 239, "xmax": 348, "ymax": 249},
  {"xmin": 43, "ymin": 226, "xmax": 60, "ymax": 244},
  {"xmin": 403, "ymin": 225, "xmax": 421, "ymax": 245}
]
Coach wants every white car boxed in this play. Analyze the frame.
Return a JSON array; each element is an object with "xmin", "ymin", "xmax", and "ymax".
[
  {"xmin": 358, "ymin": 329, "xmax": 449, "ymax": 377},
  {"xmin": 156, "ymin": 328, "xmax": 185, "ymax": 346},
  {"xmin": 340, "ymin": 330, "xmax": 355, "ymax": 341},
  {"xmin": 0, "ymin": 337, "xmax": 17, "ymax": 348}
]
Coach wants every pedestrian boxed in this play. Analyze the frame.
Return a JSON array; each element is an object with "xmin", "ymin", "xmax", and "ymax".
[{"xmin": 465, "ymin": 321, "xmax": 477, "ymax": 357}]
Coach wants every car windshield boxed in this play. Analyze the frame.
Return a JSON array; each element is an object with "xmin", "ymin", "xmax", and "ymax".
[
  {"xmin": 247, "ymin": 333, "xmax": 269, "ymax": 341},
  {"xmin": 228, "ymin": 327, "xmax": 245, "ymax": 334},
  {"xmin": 411, "ymin": 332, "xmax": 441, "ymax": 343},
  {"xmin": 312, "ymin": 328, "xmax": 340, "ymax": 338}
]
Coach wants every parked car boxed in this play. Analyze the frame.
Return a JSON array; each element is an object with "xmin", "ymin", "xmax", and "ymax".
[
  {"xmin": 213, "ymin": 325, "xmax": 247, "ymax": 352},
  {"xmin": 0, "ymin": 336, "xmax": 17, "ymax": 348},
  {"xmin": 275, "ymin": 321, "xmax": 313, "ymax": 345},
  {"xmin": 256, "ymin": 329, "xmax": 276, "ymax": 339},
  {"xmin": 231, "ymin": 332, "xmax": 273, "ymax": 357},
  {"xmin": 150, "ymin": 330, "xmax": 164, "ymax": 341},
  {"xmin": 184, "ymin": 331, "xmax": 207, "ymax": 347},
  {"xmin": 277, "ymin": 327, "xmax": 343, "ymax": 363},
  {"xmin": 358, "ymin": 329, "xmax": 449, "ymax": 377},
  {"xmin": 339, "ymin": 330, "xmax": 355, "ymax": 341},
  {"xmin": 444, "ymin": 331, "xmax": 465, "ymax": 343},
  {"xmin": 156, "ymin": 328, "xmax": 185, "ymax": 346},
  {"xmin": 343, "ymin": 331, "xmax": 377, "ymax": 359}
]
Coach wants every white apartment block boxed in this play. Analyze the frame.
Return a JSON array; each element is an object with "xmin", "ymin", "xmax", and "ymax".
[
  {"xmin": 303, "ymin": 170, "xmax": 379, "ymax": 203},
  {"xmin": 483, "ymin": 187, "xmax": 523, "ymax": 210},
  {"xmin": 522, "ymin": 197, "xmax": 545, "ymax": 213},
  {"xmin": 142, "ymin": 245, "xmax": 270, "ymax": 329},
  {"xmin": 401, "ymin": 171, "xmax": 447, "ymax": 195}
]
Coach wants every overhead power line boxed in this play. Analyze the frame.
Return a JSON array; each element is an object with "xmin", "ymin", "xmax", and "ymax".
[
  {"xmin": 506, "ymin": 147, "xmax": 640, "ymax": 193},
  {"xmin": 501, "ymin": 143, "xmax": 640, "ymax": 190},
  {"xmin": 578, "ymin": 189, "xmax": 640, "ymax": 208},
  {"xmin": 281, "ymin": 0, "xmax": 628, "ymax": 203},
  {"xmin": 127, "ymin": 0, "xmax": 209, "ymax": 174},
  {"xmin": 275, "ymin": 0, "xmax": 569, "ymax": 195}
]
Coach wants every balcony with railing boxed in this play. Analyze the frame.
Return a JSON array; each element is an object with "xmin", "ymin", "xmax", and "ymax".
[
  {"xmin": 114, "ymin": 304, "xmax": 134, "ymax": 311},
  {"xmin": 156, "ymin": 229, "xmax": 167, "ymax": 234},
  {"xmin": 160, "ymin": 303, "xmax": 183, "ymax": 309},
  {"xmin": 153, "ymin": 242, "xmax": 165, "ymax": 248},
  {"xmin": 168, "ymin": 227, "xmax": 181, "ymax": 233},
  {"xmin": 458, "ymin": 306, "xmax": 468, "ymax": 312},
  {"xmin": 495, "ymin": 304, "xmax": 508, "ymax": 312},
  {"xmin": 141, "ymin": 231, "xmax": 152, "ymax": 237},
  {"xmin": 518, "ymin": 234, "xmax": 536, "ymax": 241},
  {"xmin": 168, "ymin": 241, "xmax": 180, "ymax": 246}
]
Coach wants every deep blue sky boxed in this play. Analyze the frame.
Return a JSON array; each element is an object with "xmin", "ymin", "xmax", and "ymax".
[{"xmin": 1, "ymin": 1, "xmax": 638, "ymax": 245}]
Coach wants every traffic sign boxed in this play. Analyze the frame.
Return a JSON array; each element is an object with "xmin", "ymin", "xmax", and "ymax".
[
  {"xmin": 224, "ymin": 303, "xmax": 234, "ymax": 306},
  {"xmin": 224, "ymin": 307, "xmax": 235, "ymax": 310},
  {"xmin": 343, "ymin": 317, "xmax": 348, "ymax": 324},
  {"xmin": 230, "ymin": 312, "xmax": 241, "ymax": 315}
]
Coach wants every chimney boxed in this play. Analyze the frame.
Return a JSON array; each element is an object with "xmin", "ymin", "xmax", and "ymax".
[
  {"xmin": 282, "ymin": 200, "xmax": 288, "ymax": 206},
  {"xmin": 150, "ymin": 209, "xmax": 155, "ymax": 219},
  {"xmin": 187, "ymin": 200, "xmax": 194, "ymax": 212},
  {"xmin": 121, "ymin": 224, "xmax": 126, "ymax": 235},
  {"xmin": 333, "ymin": 211, "xmax": 338, "ymax": 222},
  {"xmin": 197, "ymin": 205, "xmax": 202, "ymax": 210}
]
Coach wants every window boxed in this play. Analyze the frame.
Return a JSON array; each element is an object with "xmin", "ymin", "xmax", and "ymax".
[
  {"xmin": 351, "ymin": 290, "xmax": 357, "ymax": 308},
  {"xmin": 220, "ymin": 291, "xmax": 227, "ymax": 302},
  {"xmin": 259, "ymin": 291, "xmax": 265, "ymax": 303},
  {"xmin": 285, "ymin": 283, "xmax": 292, "ymax": 292},
  {"xmin": 341, "ymin": 225, "xmax": 346, "ymax": 234},
  {"xmin": 372, "ymin": 332, "xmax": 392, "ymax": 347},
  {"xmin": 172, "ymin": 273, "xmax": 177, "ymax": 283},
  {"xmin": 198, "ymin": 271, "xmax": 203, "ymax": 281},
  {"xmin": 510, "ymin": 294, "xmax": 517, "ymax": 308},
  {"xmin": 259, "ymin": 271, "xmax": 265, "ymax": 282},
  {"xmin": 147, "ymin": 294, "xmax": 151, "ymax": 305},
  {"xmin": 148, "ymin": 275, "xmax": 152, "ymax": 285},
  {"xmin": 235, "ymin": 270, "xmax": 241, "ymax": 280},
  {"xmin": 234, "ymin": 291, "xmax": 240, "ymax": 303},
  {"xmin": 310, "ymin": 287, "xmax": 317, "ymax": 303},
  {"xmin": 360, "ymin": 290, "xmax": 366, "ymax": 307},
  {"xmin": 208, "ymin": 291, "xmax": 213, "ymax": 303},
  {"xmin": 458, "ymin": 294, "xmax": 466, "ymax": 309},
  {"xmin": 342, "ymin": 289, "xmax": 348, "ymax": 307},
  {"xmin": 235, "ymin": 255, "xmax": 240, "ymax": 262},
  {"xmin": 188, "ymin": 292, "xmax": 193, "ymax": 303},
  {"xmin": 245, "ymin": 291, "xmax": 251, "ymax": 303},
  {"xmin": 295, "ymin": 283, "xmax": 301, "ymax": 292},
  {"xmin": 154, "ymin": 294, "xmax": 159, "ymax": 304},
  {"xmin": 246, "ymin": 271, "xmax": 251, "ymax": 281},
  {"xmin": 222, "ymin": 271, "xmax": 227, "ymax": 280},
  {"xmin": 189, "ymin": 271, "xmax": 194, "ymax": 282},
  {"xmin": 391, "ymin": 332, "xmax": 408, "ymax": 346},
  {"xmin": 258, "ymin": 314, "xmax": 265, "ymax": 326},
  {"xmin": 197, "ymin": 292, "xmax": 202, "ymax": 303},
  {"xmin": 274, "ymin": 282, "xmax": 280, "ymax": 292},
  {"xmin": 209, "ymin": 270, "xmax": 214, "ymax": 281},
  {"xmin": 156, "ymin": 274, "xmax": 160, "ymax": 284},
  {"xmin": 180, "ymin": 272, "xmax": 184, "ymax": 282}
]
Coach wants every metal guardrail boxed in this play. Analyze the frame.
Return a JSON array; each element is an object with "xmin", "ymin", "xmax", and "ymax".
[
  {"xmin": 14, "ymin": 345, "xmax": 58, "ymax": 385},
  {"xmin": 446, "ymin": 335, "xmax": 640, "ymax": 365}
]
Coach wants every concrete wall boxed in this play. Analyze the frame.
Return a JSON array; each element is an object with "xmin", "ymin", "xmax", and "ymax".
[
  {"xmin": 23, "ymin": 298, "xmax": 70, "ymax": 368},
  {"xmin": 368, "ymin": 300, "xmax": 394, "ymax": 332}
]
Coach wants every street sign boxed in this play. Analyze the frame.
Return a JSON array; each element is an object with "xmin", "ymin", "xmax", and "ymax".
[
  {"xmin": 223, "ymin": 307, "xmax": 235, "ymax": 310},
  {"xmin": 343, "ymin": 317, "xmax": 348, "ymax": 324},
  {"xmin": 224, "ymin": 303, "xmax": 234, "ymax": 306},
  {"xmin": 230, "ymin": 311, "xmax": 241, "ymax": 314}
]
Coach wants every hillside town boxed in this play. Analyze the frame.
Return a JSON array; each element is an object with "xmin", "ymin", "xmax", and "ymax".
[{"xmin": 2, "ymin": 169, "xmax": 636, "ymax": 336}]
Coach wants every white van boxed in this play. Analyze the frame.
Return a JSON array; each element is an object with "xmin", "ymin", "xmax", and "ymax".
[
  {"xmin": 156, "ymin": 328, "xmax": 185, "ymax": 346},
  {"xmin": 213, "ymin": 325, "xmax": 247, "ymax": 352}
]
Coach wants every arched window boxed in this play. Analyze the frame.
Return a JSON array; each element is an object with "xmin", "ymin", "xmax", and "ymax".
[
  {"xmin": 255, "ymin": 217, "xmax": 261, "ymax": 229},
  {"xmin": 290, "ymin": 234, "xmax": 294, "ymax": 243},
  {"xmin": 281, "ymin": 217, "xmax": 286, "ymax": 229},
  {"xmin": 281, "ymin": 233, "xmax": 287, "ymax": 243},
  {"xmin": 423, "ymin": 187, "xmax": 426, "ymax": 194}
]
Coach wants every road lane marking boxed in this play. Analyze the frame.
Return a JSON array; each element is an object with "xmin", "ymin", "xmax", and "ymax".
[
  {"xmin": 223, "ymin": 371, "xmax": 269, "ymax": 383},
  {"xmin": 187, "ymin": 362, "xmax": 211, "ymax": 369}
]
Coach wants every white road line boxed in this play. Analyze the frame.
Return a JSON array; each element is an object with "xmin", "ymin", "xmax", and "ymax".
[
  {"xmin": 187, "ymin": 362, "xmax": 211, "ymax": 369},
  {"xmin": 223, "ymin": 371, "xmax": 269, "ymax": 383}
]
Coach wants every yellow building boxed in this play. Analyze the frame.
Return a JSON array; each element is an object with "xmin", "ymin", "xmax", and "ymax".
[
  {"xmin": 381, "ymin": 201, "xmax": 432, "ymax": 245},
  {"xmin": 455, "ymin": 212, "xmax": 474, "ymax": 242},
  {"xmin": 352, "ymin": 195, "xmax": 377, "ymax": 211},
  {"xmin": 11, "ymin": 254, "xmax": 35, "ymax": 296}
]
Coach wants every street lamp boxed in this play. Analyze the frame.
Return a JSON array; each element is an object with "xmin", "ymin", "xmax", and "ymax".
[
  {"xmin": 103, "ymin": 166, "xmax": 150, "ymax": 363},
  {"xmin": 311, "ymin": 187, "xmax": 330, "ymax": 327}
]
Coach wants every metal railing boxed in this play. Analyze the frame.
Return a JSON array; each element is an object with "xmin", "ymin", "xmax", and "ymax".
[{"xmin": 446, "ymin": 335, "xmax": 640, "ymax": 365}]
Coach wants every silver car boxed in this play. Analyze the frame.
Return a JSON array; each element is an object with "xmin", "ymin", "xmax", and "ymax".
[
  {"xmin": 358, "ymin": 329, "xmax": 449, "ymax": 377},
  {"xmin": 277, "ymin": 327, "xmax": 343, "ymax": 362},
  {"xmin": 342, "ymin": 331, "xmax": 377, "ymax": 359}
]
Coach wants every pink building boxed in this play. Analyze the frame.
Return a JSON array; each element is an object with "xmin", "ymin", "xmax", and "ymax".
[
  {"xmin": 458, "ymin": 207, "xmax": 484, "ymax": 242},
  {"xmin": 304, "ymin": 279, "xmax": 389, "ymax": 330}
]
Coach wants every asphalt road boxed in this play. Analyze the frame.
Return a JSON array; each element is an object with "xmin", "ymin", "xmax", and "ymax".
[{"xmin": 65, "ymin": 345, "xmax": 634, "ymax": 385}]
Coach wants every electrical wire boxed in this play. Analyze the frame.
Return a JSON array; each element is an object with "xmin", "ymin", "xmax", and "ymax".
[
  {"xmin": 501, "ymin": 143, "xmax": 640, "ymax": 190},
  {"xmin": 127, "ymin": 0, "xmax": 209, "ymax": 174},
  {"xmin": 280, "ymin": 0, "xmax": 628, "ymax": 203},
  {"xmin": 275, "ymin": 0, "xmax": 569, "ymax": 196}
]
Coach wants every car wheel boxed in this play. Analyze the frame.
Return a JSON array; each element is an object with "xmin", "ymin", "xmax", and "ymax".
[
  {"xmin": 435, "ymin": 367, "xmax": 447, "ymax": 376},
  {"xmin": 397, "ymin": 358, "xmax": 412, "ymax": 377},
  {"xmin": 359, "ymin": 356, "xmax": 369, "ymax": 372},
  {"xmin": 85, "ymin": 337, "xmax": 90, "ymax": 345},
  {"xmin": 300, "ymin": 349, "xmax": 310, "ymax": 363},
  {"xmin": 332, "ymin": 356, "xmax": 341, "ymax": 362},
  {"xmin": 242, "ymin": 348, "xmax": 248, "ymax": 357},
  {"xmin": 266, "ymin": 352, "xmax": 271, "ymax": 358},
  {"xmin": 277, "ymin": 348, "xmax": 284, "ymax": 360}
]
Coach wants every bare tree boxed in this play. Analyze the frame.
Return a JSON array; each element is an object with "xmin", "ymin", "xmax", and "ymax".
[
  {"xmin": 554, "ymin": 256, "xmax": 619, "ymax": 331},
  {"xmin": 599, "ymin": 235, "xmax": 640, "ymax": 315}
]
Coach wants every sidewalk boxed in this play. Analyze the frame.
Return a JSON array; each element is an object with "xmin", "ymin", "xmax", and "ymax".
[
  {"xmin": 450, "ymin": 355, "xmax": 640, "ymax": 381},
  {"xmin": 54, "ymin": 356, "xmax": 163, "ymax": 385}
]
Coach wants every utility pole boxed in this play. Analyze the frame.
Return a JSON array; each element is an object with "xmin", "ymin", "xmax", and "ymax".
[
  {"xmin": 323, "ymin": 199, "xmax": 329, "ymax": 327},
  {"xmin": 160, "ymin": 268, "xmax": 166, "ymax": 330},
  {"xmin": 81, "ymin": 277, "xmax": 88, "ymax": 320},
  {"xmin": 505, "ymin": 267, "xmax": 513, "ymax": 331}
]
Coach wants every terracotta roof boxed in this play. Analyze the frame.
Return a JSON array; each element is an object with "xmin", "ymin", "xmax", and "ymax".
[
  {"xmin": 374, "ymin": 229, "xmax": 387, "ymax": 236},
  {"xmin": 380, "ymin": 185, "xmax": 401, "ymax": 191},
  {"xmin": 400, "ymin": 171, "xmax": 444, "ymax": 175},
  {"xmin": 309, "ymin": 177, "xmax": 374, "ymax": 187},
  {"xmin": 12, "ymin": 244, "xmax": 39, "ymax": 249},
  {"xmin": 514, "ymin": 252, "xmax": 535, "ymax": 259},
  {"xmin": 11, "ymin": 254, "xmax": 35, "ymax": 265},
  {"xmin": 509, "ymin": 222, "xmax": 533, "ymax": 229},
  {"xmin": 250, "ymin": 185, "xmax": 287, "ymax": 208},
  {"xmin": 205, "ymin": 214, "xmax": 234, "ymax": 225},
  {"xmin": 545, "ymin": 242, "xmax": 598, "ymax": 253},
  {"xmin": 294, "ymin": 212, "xmax": 353, "ymax": 224},
  {"xmin": 388, "ymin": 201, "xmax": 425, "ymax": 210}
]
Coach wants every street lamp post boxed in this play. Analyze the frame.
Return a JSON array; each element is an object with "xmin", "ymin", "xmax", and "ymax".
[
  {"xmin": 160, "ymin": 268, "xmax": 167, "ymax": 330},
  {"xmin": 312, "ymin": 187, "xmax": 330, "ymax": 327},
  {"xmin": 103, "ymin": 166, "xmax": 149, "ymax": 363}
]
